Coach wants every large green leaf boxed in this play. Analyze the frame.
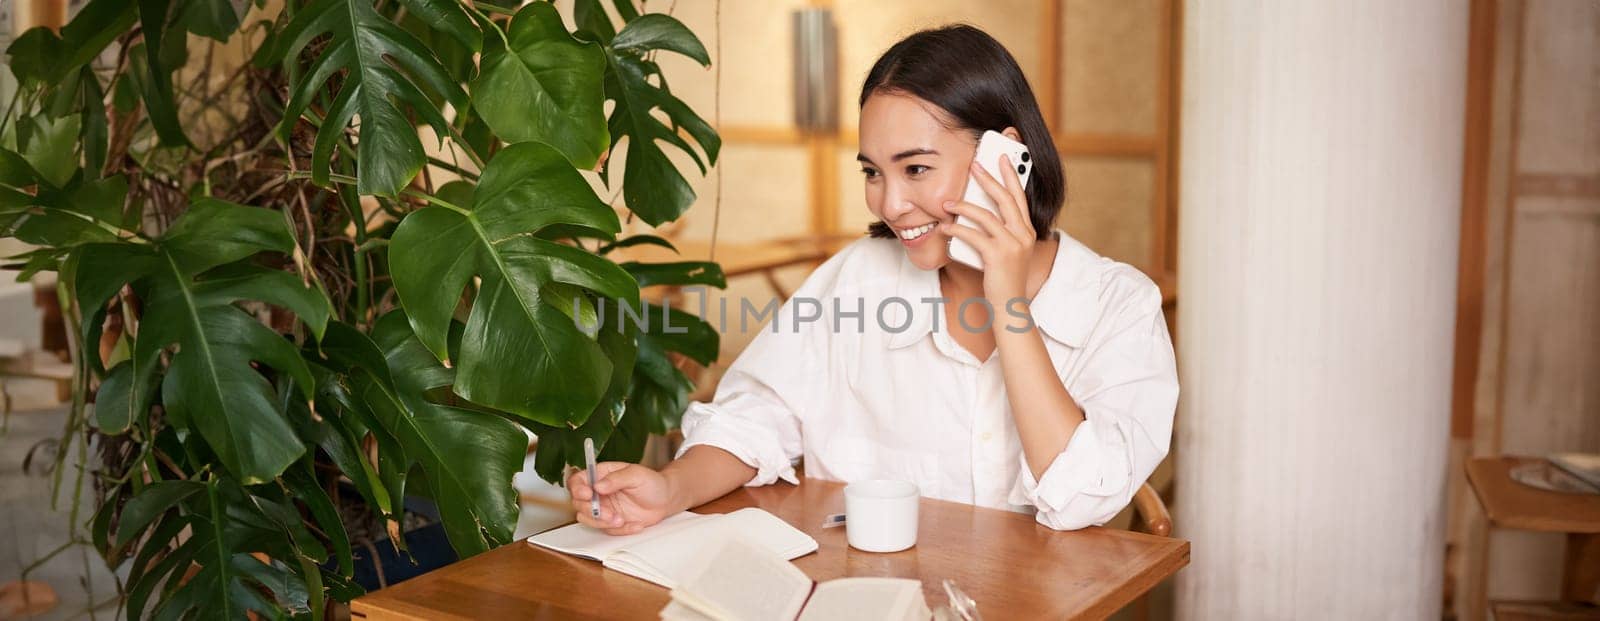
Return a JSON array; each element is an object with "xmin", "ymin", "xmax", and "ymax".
[
  {"xmin": 298, "ymin": 360, "xmax": 392, "ymax": 519},
  {"xmin": 389, "ymin": 141, "xmax": 638, "ymax": 425},
  {"xmin": 7, "ymin": 175, "xmax": 129, "ymax": 248},
  {"xmin": 629, "ymin": 301, "xmax": 718, "ymax": 434},
  {"xmin": 180, "ymin": 0, "xmax": 245, "ymax": 41},
  {"xmin": 136, "ymin": 0, "xmax": 191, "ymax": 146},
  {"xmin": 19, "ymin": 115, "xmax": 80, "ymax": 188},
  {"xmin": 531, "ymin": 312, "xmax": 637, "ymax": 482},
  {"xmin": 282, "ymin": 458, "xmax": 353, "ymax": 577},
  {"xmin": 320, "ymin": 313, "xmax": 526, "ymax": 556},
  {"xmin": 621, "ymin": 260, "xmax": 725, "ymax": 289},
  {"xmin": 146, "ymin": 480, "xmax": 308, "ymax": 620},
  {"xmin": 125, "ymin": 534, "xmax": 201, "ymax": 621},
  {"xmin": 610, "ymin": 13, "xmax": 710, "ymax": 65},
  {"xmin": 571, "ymin": 0, "xmax": 617, "ymax": 43},
  {"xmin": 4, "ymin": 0, "xmax": 136, "ymax": 85},
  {"xmin": 471, "ymin": 2, "xmax": 609, "ymax": 168},
  {"xmin": 393, "ymin": 0, "xmax": 481, "ymax": 54},
  {"xmin": 79, "ymin": 200, "xmax": 332, "ymax": 483},
  {"xmin": 396, "ymin": 7, "xmax": 476, "ymax": 83},
  {"xmin": 267, "ymin": 0, "xmax": 469, "ymax": 196},
  {"xmin": 603, "ymin": 14, "xmax": 720, "ymax": 225},
  {"xmin": 116, "ymin": 480, "xmax": 204, "ymax": 547},
  {"xmin": 78, "ymin": 66, "xmax": 110, "ymax": 176},
  {"xmin": 606, "ymin": 262, "xmax": 723, "ymax": 437},
  {"xmin": 0, "ymin": 149, "xmax": 41, "ymax": 189}
]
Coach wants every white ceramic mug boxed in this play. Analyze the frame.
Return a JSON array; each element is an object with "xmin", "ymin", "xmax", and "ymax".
[{"xmin": 844, "ymin": 479, "xmax": 919, "ymax": 553}]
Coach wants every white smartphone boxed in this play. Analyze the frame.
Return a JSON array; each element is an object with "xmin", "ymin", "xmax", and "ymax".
[{"xmin": 948, "ymin": 130, "xmax": 1032, "ymax": 270}]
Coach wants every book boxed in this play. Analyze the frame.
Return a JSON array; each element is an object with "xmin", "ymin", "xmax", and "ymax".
[
  {"xmin": 1550, "ymin": 453, "xmax": 1600, "ymax": 492},
  {"xmin": 660, "ymin": 536, "xmax": 931, "ymax": 621},
  {"xmin": 526, "ymin": 508, "xmax": 819, "ymax": 589}
]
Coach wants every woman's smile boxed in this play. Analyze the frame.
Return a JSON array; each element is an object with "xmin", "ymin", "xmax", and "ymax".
[{"xmin": 894, "ymin": 221, "xmax": 940, "ymax": 246}]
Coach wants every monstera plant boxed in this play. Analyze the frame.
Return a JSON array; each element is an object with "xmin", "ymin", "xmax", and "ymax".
[{"xmin": 1, "ymin": 0, "xmax": 723, "ymax": 617}]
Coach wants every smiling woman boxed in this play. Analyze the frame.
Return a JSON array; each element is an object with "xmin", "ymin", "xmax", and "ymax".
[
  {"xmin": 857, "ymin": 25, "xmax": 1065, "ymax": 248},
  {"xmin": 567, "ymin": 23, "xmax": 1177, "ymax": 536}
]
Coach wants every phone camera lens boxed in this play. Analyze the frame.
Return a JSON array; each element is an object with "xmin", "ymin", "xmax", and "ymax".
[
  {"xmin": 1020, "ymin": 152, "xmax": 1030, "ymax": 163},
  {"xmin": 1017, "ymin": 164, "xmax": 1027, "ymax": 175}
]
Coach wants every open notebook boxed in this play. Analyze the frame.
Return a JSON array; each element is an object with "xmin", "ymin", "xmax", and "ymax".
[
  {"xmin": 660, "ymin": 537, "xmax": 931, "ymax": 621},
  {"xmin": 526, "ymin": 508, "xmax": 818, "ymax": 589}
]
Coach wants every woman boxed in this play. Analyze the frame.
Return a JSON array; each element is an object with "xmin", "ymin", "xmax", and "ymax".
[{"xmin": 567, "ymin": 24, "xmax": 1177, "ymax": 533}]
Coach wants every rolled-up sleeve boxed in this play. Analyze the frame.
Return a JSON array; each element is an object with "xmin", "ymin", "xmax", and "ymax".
[
  {"xmin": 675, "ymin": 371, "xmax": 804, "ymax": 486},
  {"xmin": 672, "ymin": 263, "xmax": 845, "ymax": 487},
  {"xmin": 1008, "ymin": 289, "xmax": 1178, "ymax": 530}
]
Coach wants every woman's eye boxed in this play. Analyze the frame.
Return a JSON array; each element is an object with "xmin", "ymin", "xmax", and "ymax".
[
  {"xmin": 860, "ymin": 168, "xmax": 880, "ymax": 179},
  {"xmin": 906, "ymin": 165, "xmax": 930, "ymax": 176}
]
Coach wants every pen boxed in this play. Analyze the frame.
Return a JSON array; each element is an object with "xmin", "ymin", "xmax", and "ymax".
[{"xmin": 584, "ymin": 437, "xmax": 600, "ymax": 519}]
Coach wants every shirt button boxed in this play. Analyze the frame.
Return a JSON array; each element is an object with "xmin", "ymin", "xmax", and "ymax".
[{"xmin": 981, "ymin": 432, "xmax": 993, "ymax": 442}]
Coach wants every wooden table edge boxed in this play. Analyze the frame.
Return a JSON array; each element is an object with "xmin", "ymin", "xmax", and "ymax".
[
  {"xmin": 1466, "ymin": 456, "xmax": 1600, "ymax": 533},
  {"xmin": 1079, "ymin": 538, "xmax": 1191, "ymax": 619},
  {"xmin": 1464, "ymin": 457, "xmax": 1500, "ymax": 523}
]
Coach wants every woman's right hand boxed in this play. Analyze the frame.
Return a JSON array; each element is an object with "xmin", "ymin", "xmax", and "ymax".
[{"xmin": 566, "ymin": 462, "xmax": 679, "ymax": 535}]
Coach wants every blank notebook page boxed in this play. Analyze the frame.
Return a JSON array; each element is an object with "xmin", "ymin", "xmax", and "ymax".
[
  {"xmin": 797, "ymin": 578, "xmax": 928, "ymax": 621},
  {"xmin": 672, "ymin": 536, "xmax": 814, "ymax": 620},
  {"xmin": 611, "ymin": 508, "xmax": 819, "ymax": 588},
  {"xmin": 526, "ymin": 511, "xmax": 711, "ymax": 561}
]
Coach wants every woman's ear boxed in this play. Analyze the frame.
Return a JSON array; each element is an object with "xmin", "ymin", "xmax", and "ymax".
[{"xmin": 1001, "ymin": 126, "xmax": 1023, "ymax": 144}]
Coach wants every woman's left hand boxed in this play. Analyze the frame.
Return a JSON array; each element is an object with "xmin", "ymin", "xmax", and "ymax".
[{"xmin": 941, "ymin": 154, "xmax": 1036, "ymax": 303}]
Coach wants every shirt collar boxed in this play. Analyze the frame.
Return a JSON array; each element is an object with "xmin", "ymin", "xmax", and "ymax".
[{"xmin": 886, "ymin": 230, "xmax": 1100, "ymax": 350}]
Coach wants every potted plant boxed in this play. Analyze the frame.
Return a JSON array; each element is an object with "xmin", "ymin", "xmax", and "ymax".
[{"xmin": 0, "ymin": 0, "xmax": 724, "ymax": 617}]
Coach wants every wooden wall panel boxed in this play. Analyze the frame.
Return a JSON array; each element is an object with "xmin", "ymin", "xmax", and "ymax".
[
  {"xmin": 832, "ymin": 0, "xmax": 1044, "ymax": 133},
  {"xmin": 1061, "ymin": 0, "xmax": 1161, "ymax": 136},
  {"xmin": 650, "ymin": 0, "xmax": 808, "ymax": 128},
  {"xmin": 835, "ymin": 146, "xmax": 873, "ymax": 235},
  {"xmin": 672, "ymin": 144, "xmax": 812, "ymax": 243},
  {"xmin": 1061, "ymin": 158, "xmax": 1156, "ymax": 272},
  {"xmin": 1514, "ymin": 0, "xmax": 1599, "ymax": 174},
  {"xmin": 1499, "ymin": 204, "xmax": 1600, "ymax": 456}
]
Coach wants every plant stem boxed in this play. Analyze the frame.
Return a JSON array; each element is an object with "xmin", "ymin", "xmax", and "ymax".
[
  {"xmin": 428, "ymin": 156, "xmax": 478, "ymax": 181},
  {"xmin": 0, "ymin": 84, "xmax": 46, "ymax": 140},
  {"xmin": 466, "ymin": 2, "xmax": 511, "ymax": 48},
  {"xmin": 443, "ymin": 121, "xmax": 488, "ymax": 171},
  {"xmin": 338, "ymin": 187, "xmax": 370, "ymax": 323},
  {"xmin": 473, "ymin": 2, "xmax": 517, "ymax": 17},
  {"xmin": 404, "ymin": 188, "xmax": 470, "ymax": 214},
  {"xmin": 19, "ymin": 538, "xmax": 84, "ymax": 577},
  {"xmin": 278, "ymin": 171, "xmax": 470, "ymax": 215}
]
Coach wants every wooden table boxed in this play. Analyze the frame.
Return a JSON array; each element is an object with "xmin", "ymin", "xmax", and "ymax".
[
  {"xmin": 352, "ymin": 479, "xmax": 1190, "ymax": 620},
  {"xmin": 1466, "ymin": 456, "xmax": 1600, "ymax": 610}
]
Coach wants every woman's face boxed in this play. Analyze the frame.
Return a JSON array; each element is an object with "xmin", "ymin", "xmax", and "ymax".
[{"xmin": 857, "ymin": 92, "xmax": 979, "ymax": 271}]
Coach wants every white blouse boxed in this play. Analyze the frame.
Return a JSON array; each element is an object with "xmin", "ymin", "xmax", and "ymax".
[{"xmin": 674, "ymin": 231, "xmax": 1178, "ymax": 530}]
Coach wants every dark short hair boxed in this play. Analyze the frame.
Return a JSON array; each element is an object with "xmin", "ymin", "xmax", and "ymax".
[{"xmin": 860, "ymin": 24, "xmax": 1064, "ymax": 241}]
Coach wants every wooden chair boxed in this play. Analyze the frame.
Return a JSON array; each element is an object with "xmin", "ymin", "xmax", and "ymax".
[{"xmin": 1130, "ymin": 482, "xmax": 1173, "ymax": 537}]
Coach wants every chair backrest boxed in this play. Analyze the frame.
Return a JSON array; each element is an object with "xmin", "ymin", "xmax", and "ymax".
[{"xmin": 1131, "ymin": 482, "xmax": 1173, "ymax": 537}]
